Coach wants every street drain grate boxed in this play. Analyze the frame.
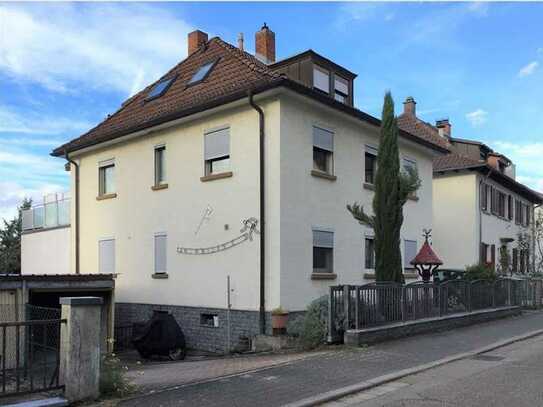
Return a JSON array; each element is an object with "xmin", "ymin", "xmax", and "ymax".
[{"xmin": 471, "ymin": 354, "xmax": 505, "ymax": 362}]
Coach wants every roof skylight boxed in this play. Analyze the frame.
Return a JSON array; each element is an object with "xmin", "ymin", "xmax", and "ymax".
[
  {"xmin": 188, "ymin": 60, "xmax": 217, "ymax": 85},
  {"xmin": 146, "ymin": 77, "xmax": 175, "ymax": 101}
]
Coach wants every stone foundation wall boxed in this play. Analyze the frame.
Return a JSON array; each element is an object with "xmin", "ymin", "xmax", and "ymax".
[{"xmin": 115, "ymin": 302, "xmax": 274, "ymax": 353}]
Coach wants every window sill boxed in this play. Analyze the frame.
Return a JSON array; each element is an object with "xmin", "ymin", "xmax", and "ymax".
[
  {"xmin": 311, "ymin": 170, "xmax": 337, "ymax": 181},
  {"xmin": 200, "ymin": 171, "xmax": 233, "ymax": 182},
  {"xmin": 151, "ymin": 183, "xmax": 169, "ymax": 191},
  {"xmin": 151, "ymin": 273, "xmax": 169, "ymax": 279},
  {"xmin": 96, "ymin": 193, "xmax": 117, "ymax": 201},
  {"xmin": 311, "ymin": 272, "xmax": 337, "ymax": 280},
  {"xmin": 363, "ymin": 182, "xmax": 375, "ymax": 191}
]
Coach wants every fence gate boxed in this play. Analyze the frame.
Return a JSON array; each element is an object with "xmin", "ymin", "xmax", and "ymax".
[{"xmin": 0, "ymin": 305, "xmax": 64, "ymax": 398}]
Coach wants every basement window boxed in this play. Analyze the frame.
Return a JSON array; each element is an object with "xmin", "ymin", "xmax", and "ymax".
[
  {"xmin": 146, "ymin": 76, "xmax": 176, "ymax": 101},
  {"xmin": 200, "ymin": 313, "xmax": 219, "ymax": 327},
  {"xmin": 189, "ymin": 60, "xmax": 218, "ymax": 85}
]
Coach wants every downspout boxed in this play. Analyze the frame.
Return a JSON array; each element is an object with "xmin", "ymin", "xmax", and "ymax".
[
  {"xmin": 65, "ymin": 151, "xmax": 80, "ymax": 274},
  {"xmin": 248, "ymin": 91, "xmax": 266, "ymax": 335}
]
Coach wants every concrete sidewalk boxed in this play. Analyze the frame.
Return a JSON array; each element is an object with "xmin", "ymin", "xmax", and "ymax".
[{"xmin": 119, "ymin": 310, "xmax": 543, "ymax": 407}]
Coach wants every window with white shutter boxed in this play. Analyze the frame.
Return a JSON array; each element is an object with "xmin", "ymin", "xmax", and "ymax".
[
  {"xmin": 99, "ymin": 239, "xmax": 115, "ymax": 274},
  {"xmin": 154, "ymin": 233, "xmax": 167, "ymax": 274},
  {"xmin": 204, "ymin": 127, "xmax": 230, "ymax": 175},
  {"xmin": 312, "ymin": 126, "xmax": 334, "ymax": 174},
  {"xmin": 404, "ymin": 240, "xmax": 417, "ymax": 269}
]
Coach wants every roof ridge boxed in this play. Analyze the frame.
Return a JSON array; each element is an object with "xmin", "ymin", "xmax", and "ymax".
[{"xmin": 210, "ymin": 37, "xmax": 283, "ymax": 80}]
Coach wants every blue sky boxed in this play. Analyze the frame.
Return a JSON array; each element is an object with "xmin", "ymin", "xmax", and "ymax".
[{"xmin": 1, "ymin": 1, "xmax": 542, "ymax": 221}]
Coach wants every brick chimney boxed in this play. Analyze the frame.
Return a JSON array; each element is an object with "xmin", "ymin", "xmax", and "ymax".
[
  {"xmin": 188, "ymin": 30, "xmax": 208, "ymax": 55},
  {"xmin": 255, "ymin": 23, "xmax": 275, "ymax": 64},
  {"xmin": 436, "ymin": 119, "xmax": 451, "ymax": 138},
  {"xmin": 403, "ymin": 96, "xmax": 416, "ymax": 116}
]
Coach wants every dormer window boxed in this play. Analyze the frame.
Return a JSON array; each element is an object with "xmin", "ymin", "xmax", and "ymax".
[
  {"xmin": 313, "ymin": 65, "xmax": 330, "ymax": 94},
  {"xmin": 334, "ymin": 75, "xmax": 349, "ymax": 103}
]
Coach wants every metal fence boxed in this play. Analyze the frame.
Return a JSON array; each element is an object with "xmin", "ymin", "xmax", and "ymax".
[
  {"xmin": 113, "ymin": 325, "xmax": 134, "ymax": 352},
  {"xmin": 0, "ymin": 305, "xmax": 64, "ymax": 398},
  {"xmin": 328, "ymin": 278, "xmax": 534, "ymax": 343}
]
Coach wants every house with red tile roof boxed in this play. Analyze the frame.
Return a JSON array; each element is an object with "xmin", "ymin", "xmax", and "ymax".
[
  {"xmin": 398, "ymin": 97, "xmax": 542, "ymax": 274},
  {"xmin": 47, "ymin": 25, "xmax": 448, "ymax": 353}
]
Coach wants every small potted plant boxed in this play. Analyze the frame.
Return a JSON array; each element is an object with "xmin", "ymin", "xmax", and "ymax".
[{"xmin": 271, "ymin": 307, "xmax": 289, "ymax": 333}]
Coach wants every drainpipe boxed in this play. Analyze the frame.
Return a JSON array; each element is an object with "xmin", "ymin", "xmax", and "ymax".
[
  {"xmin": 65, "ymin": 151, "xmax": 80, "ymax": 275},
  {"xmin": 248, "ymin": 91, "xmax": 266, "ymax": 335}
]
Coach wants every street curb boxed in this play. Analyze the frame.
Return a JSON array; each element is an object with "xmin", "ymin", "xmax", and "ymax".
[{"xmin": 282, "ymin": 328, "xmax": 543, "ymax": 407}]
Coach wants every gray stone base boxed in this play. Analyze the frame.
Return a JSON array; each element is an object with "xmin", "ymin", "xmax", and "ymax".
[
  {"xmin": 115, "ymin": 302, "xmax": 274, "ymax": 353},
  {"xmin": 345, "ymin": 306, "xmax": 522, "ymax": 346}
]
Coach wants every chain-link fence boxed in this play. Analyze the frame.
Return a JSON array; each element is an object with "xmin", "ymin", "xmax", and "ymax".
[{"xmin": 0, "ymin": 304, "xmax": 63, "ymax": 397}]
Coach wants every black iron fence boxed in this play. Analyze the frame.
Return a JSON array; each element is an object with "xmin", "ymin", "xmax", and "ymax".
[
  {"xmin": 113, "ymin": 324, "xmax": 134, "ymax": 352},
  {"xmin": 0, "ymin": 305, "xmax": 64, "ymax": 398},
  {"xmin": 328, "ymin": 278, "xmax": 539, "ymax": 343}
]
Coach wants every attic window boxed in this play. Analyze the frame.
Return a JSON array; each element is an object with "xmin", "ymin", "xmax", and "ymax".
[
  {"xmin": 188, "ymin": 60, "xmax": 218, "ymax": 85},
  {"xmin": 146, "ymin": 77, "xmax": 176, "ymax": 101}
]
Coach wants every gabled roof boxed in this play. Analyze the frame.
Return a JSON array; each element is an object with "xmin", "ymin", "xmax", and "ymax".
[
  {"xmin": 434, "ymin": 153, "xmax": 543, "ymax": 204},
  {"xmin": 52, "ymin": 37, "xmax": 449, "ymax": 157},
  {"xmin": 396, "ymin": 113, "xmax": 451, "ymax": 151}
]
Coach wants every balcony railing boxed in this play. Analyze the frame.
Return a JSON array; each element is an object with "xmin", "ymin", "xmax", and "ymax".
[{"xmin": 22, "ymin": 193, "xmax": 70, "ymax": 232}]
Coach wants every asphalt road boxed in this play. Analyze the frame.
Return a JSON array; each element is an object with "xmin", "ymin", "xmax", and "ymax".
[
  {"xmin": 328, "ymin": 334, "xmax": 543, "ymax": 407},
  {"xmin": 119, "ymin": 311, "xmax": 543, "ymax": 407}
]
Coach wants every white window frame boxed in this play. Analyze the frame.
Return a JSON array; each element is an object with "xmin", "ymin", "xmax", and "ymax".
[
  {"xmin": 98, "ymin": 159, "xmax": 115, "ymax": 196},
  {"xmin": 154, "ymin": 232, "xmax": 167, "ymax": 274},
  {"xmin": 204, "ymin": 126, "xmax": 230, "ymax": 176},
  {"xmin": 364, "ymin": 234, "xmax": 375, "ymax": 270},
  {"xmin": 312, "ymin": 125, "xmax": 334, "ymax": 175},
  {"xmin": 154, "ymin": 144, "xmax": 166, "ymax": 186},
  {"xmin": 312, "ymin": 227, "xmax": 334, "ymax": 274}
]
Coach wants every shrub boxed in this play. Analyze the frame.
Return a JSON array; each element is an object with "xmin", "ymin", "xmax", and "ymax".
[
  {"xmin": 297, "ymin": 296, "xmax": 328, "ymax": 350},
  {"xmin": 100, "ymin": 353, "xmax": 133, "ymax": 397},
  {"xmin": 464, "ymin": 263, "xmax": 496, "ymax": 281}
]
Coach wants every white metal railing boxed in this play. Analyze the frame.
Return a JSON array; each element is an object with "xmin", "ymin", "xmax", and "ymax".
[{"xmin": 21, "ymin": 193, "xmax": 70, "ymax": 231}]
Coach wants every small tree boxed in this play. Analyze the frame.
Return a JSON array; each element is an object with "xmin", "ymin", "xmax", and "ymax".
[
  {"xmin": 0, "ymin": 198, "xmax": 32, "ymax": 274},
  {"xmin": 347, "ymin": 92, "xmax": 420, "ymax": 283}
]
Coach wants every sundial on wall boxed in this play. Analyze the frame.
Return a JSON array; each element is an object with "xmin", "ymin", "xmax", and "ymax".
[{"xmin": 177, "ymin": 214, "xmax": 259, "ymax": 255}]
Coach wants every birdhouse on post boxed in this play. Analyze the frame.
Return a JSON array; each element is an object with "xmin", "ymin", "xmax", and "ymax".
[{"xmin": 410, "ymin": 229, "xmax": 443, "ymax": 283}]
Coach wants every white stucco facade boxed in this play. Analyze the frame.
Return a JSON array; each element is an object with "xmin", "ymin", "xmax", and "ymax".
[
  {"xmin": 21, "ymin": 227, "xmax": 71, "ymax": 275},
  {"xmin": 433, "ymin": 171, "xmax": 535, "ymax": 271},
  {"xmin": 62, "ymin": 90, "xmax": 439, "ymax": 313}
]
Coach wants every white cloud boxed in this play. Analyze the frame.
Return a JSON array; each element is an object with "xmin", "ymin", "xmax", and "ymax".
[
  {"xmin": 0, "ymin": 104, "xmax": 91, "ymax": 135},
  {"xmin": 465, "ymin": 109, "xmax": 488, "ymax": 127},
  {"xmin": 0, "ymin": 3, "xmax": 194, "ymax": 96},
  {"xmin": 0, "ymin": 181, "xmax": 65, "ymax": 223},
  {"xmin": 491, "ymin": 141, "xmax": 543, "ymax": 192},
  {"xmin": 518, "ymin": 61, "xmax": 539, "ymax": 78}
]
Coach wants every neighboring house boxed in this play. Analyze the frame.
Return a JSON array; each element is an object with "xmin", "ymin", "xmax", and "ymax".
[
  {"xmin": 4, "ymin": 192, "xmax": 116, "ymax": 352},
  {"xmin": 50, "ymin": 25, "xmax": 447, "ymax": 352},
  {"xmin": 397, "ymin": 97, "xmax": 543, "ymax": 273}
]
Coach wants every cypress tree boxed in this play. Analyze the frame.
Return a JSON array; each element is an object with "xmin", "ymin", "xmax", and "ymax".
[{"xmin": 347, "ymin": 92, "xmax": 420, "ymax": 283}]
